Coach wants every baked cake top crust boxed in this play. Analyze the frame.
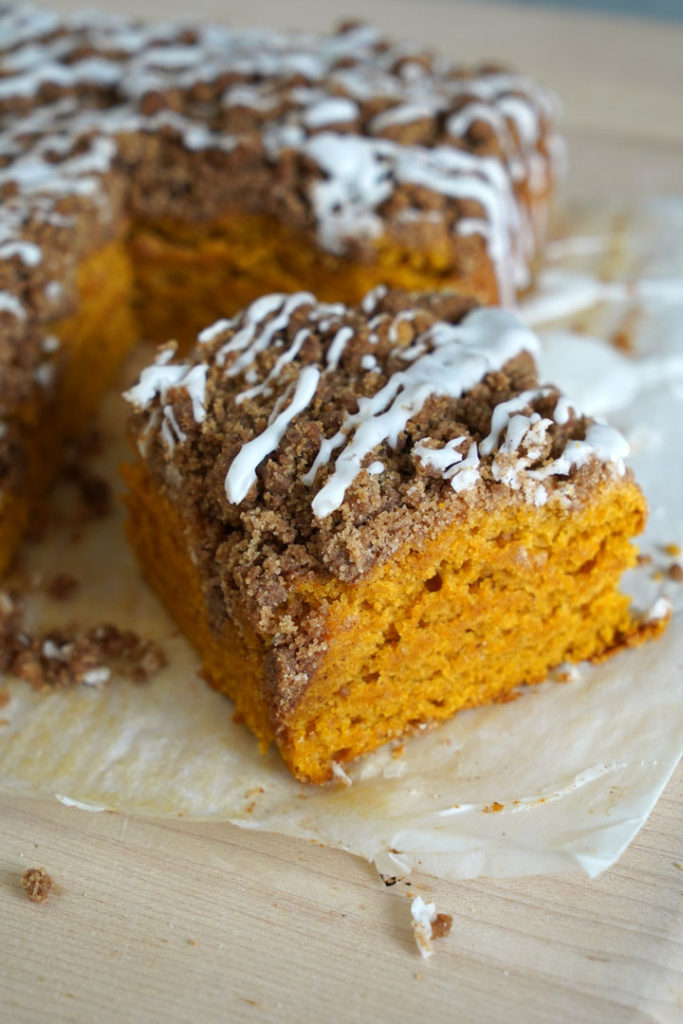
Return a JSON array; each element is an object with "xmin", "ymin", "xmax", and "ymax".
[
  {"xmin": 0, "ymin": 5, "xmax": 562, "ymax": 402},
  {"xmin": 125, "ymin": 290, "xmax": 630, "ymax": 631}
]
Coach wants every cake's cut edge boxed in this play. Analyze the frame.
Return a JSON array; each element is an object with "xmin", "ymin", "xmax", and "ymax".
[
  {"xmin": 0, "ymin": 240, "xmax": 138, "ymax": 576},
  {"xmin": 123, "ymin": 451, "xmax": 662, "ymax": 783}
]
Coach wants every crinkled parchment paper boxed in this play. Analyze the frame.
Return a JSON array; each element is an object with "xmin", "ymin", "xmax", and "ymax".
[{"xmin": 1, "ymin": 198, "xmax": 682, "ymax": 881}]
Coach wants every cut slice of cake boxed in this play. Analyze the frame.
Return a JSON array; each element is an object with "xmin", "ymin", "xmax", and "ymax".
[{"xmin": 124, "ymin": 289, "xmax": 664, "ymax": 783}]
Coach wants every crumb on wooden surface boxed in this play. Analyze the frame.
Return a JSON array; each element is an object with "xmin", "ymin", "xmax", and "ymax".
[
  {"xmin": 21, "ymin": 868, "xmax": 53, "ymax": 903},
  {"xmin": 431, "ymin": 913, "xmax": 453, "ymax": 939},
  {"xmin": 411, "ymin": 896, "xmax": 453, "ymax": 959}
]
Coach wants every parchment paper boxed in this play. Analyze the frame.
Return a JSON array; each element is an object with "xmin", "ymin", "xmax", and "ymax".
[{"xmin": 1, "ymin": 198, "xmax": 681, "ymax": 881}]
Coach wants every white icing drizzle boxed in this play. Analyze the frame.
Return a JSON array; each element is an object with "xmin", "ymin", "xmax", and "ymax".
[
  {"xmin": 303, "ymin": 97, "xmax": 359, "ymax": 129},
  {"xmin": 326, "ymin": 325, "xmax": 355, "ymax": 371},
  {"xmin": 124, "ymin": 349, "xmax": 208, "ymax": 441},
  {"xmin": 296, "ymin": 133, "xmax": 528, "ymax": 302},
  {"xmin": 414, "ymin": 436, "xmax": 481, "ymax": 493},
  {"xmin": 0, "ymin": 3, "xmax": 59, "ymax": 50},
  {"xmin": 160, "ymin": 404, "xmax": 187, "ymax": 452},
  {"xmin": 553, "ymin": 395, "xmax": 574, "ymax": 425},
  {"xmin": 224, "ymin": 365, "xmax": 321, "ymax": 503},
  {"xmin": 309, "ymin": 308, "xmax": 539, "ymax": 517},
  {"xmin": 528, "ymin": 422, "xmax": 629, "ymax": 481},
  {"xmin": 215, "ymin": 293, "xmax": 313, "ymax": 370},
  {"xmin": 34, "ymin": 361, "xmax": 55, "ymax": 388},
  {"xmin": 302, "ymin": 133, "xmax": 393, "ymax": 253},
  {"xmin": 371, "ymin": 101, "xmax": 442, "ymax": 132},
  {"xmin": 479, "ymin": 388, "xmax": 554, "ymax": 455},
  {"xmin": 236, "ymin": 327, "xmax": 311, "ymax": 404},
  {"xmin": 198, "ymin": 317, "xmax": 234, "ymax": 344},
  {"xmin": 0, "ymin": 292, "xmax": 26, "ymax": 319},
  {"xmin": 0, "ymin": 239, "xmax": 42, "ymax": 266},
  {"xmin": 45, "ymin": 281, "xmax": 64, "ymax": 303},
  {"xmin": 361, "ymin": 284, "xmax": 388, "ymax": 314},
  {"xmin": 41, "ymin": 334, "xmax": 60, "ymax": 353},
  {"xmin": 0, "ymin": 56, "xmax": 121, "ymax": 101}
]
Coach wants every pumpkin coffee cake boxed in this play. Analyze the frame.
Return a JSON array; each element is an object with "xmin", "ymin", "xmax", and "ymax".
[
  {"xmin": 123, "ymin": 289, "xmax": 662, "ymax": 782},
  {"xmin": 0, "ymin": 3, "xmax": 562, "ymax": 574}
]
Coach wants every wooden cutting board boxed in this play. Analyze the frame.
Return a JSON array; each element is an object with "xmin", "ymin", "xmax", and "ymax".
[{"xmin": 2, "ymin": 3, "xmax": 682, "ymax": 1022}]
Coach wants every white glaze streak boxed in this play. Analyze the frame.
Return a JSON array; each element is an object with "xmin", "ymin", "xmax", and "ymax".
[
  {"xmin": 310, "ymin": 308, "xmax": 539, "ymax": 516},
  {"xmin": 225, "ymin": 365, "xmax": 321, "ymax": 503}
]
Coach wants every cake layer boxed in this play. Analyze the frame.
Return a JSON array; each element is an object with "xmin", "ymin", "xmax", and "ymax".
[
  {"xmin": 124, "ymin": 458, "xmax": 647, "ymax": 782},
  {"xmin": 129, "ymin": 213, "xmax": 499, "ymax": 349},
  {"xmin": 123, "ymin": 290, "xmax": 664, "ymax": 781}
]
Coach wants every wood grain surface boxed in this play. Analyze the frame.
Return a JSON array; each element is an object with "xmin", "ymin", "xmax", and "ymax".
[{"xmin": 1, "ymin": 3, "xmax": 682, "ymax": 1022}]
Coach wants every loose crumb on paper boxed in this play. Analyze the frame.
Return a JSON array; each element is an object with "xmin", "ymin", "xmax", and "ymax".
[
  {"xmin": 21, "ymin": 868, "xmax": 53, "ymax": 904},
  {"xmin": 411, "ymin": 895, "xmax": 453, "ymax": 959},
  {"xmin": 482, "ymin": 801, "xmax": 505, "ymax": 813}
]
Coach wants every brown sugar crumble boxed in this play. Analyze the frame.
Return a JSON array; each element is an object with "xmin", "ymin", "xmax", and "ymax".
[
  {"xmin": 0, "ymin": 588, "xmax": 166, "ymax": 690},
  {"xmin": 667, "ymin": 563, "xmax": 683, "ymax": 582},
  {"xmin": 21, "ymin": 868, "xmax": 53, "ymax": 904},
  {"xmin": 45, "ymin": 573, "xmax": 80, "ymax": 601}
]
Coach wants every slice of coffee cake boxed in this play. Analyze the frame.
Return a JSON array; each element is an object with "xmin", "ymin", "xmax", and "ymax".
[{"xmin": 123, "ymin": 289, "xmax": 662, "ymax": 782}]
